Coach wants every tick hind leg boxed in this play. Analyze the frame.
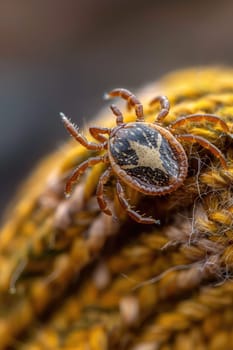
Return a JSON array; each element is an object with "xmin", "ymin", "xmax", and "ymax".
[
  {"xmin": 65, "ymin": 155, "xmax": 109, "ymax": 196},
  {"xmin": 96, "ymin": 167, "xmax": 113, "ymax": 216},
  {"xmin": 170, "ymin": 113, "xmax": 229, "ymax": 133},
  {"xmin": 89, "ymin": 126, "xmax": 111, "ymax": 143},
  {"xmin": 106, "ymin": 88, "xmax": 144, "ymax": 122},
  {"xmin": 177, "ymin": 134, "xmax": 228, "ymax": 169},
  {"xmin": 116, "ymin": 181, "xmax": 159, "ymax": 225}
]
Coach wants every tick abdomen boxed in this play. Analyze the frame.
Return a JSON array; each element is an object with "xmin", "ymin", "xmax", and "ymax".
[{"xmin": 109, "ymin": 123, "xmax": 180, "ymax": 186}]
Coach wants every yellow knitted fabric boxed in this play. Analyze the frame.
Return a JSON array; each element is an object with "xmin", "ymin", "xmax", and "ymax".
[{"xmin": 1, "ymin": 67, "xmax": 233, "ymax": 349}]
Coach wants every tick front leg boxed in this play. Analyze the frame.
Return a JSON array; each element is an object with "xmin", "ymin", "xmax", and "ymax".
[
  {"xmin": 61, "ymin": 113, "xmax": 107, "ymax": 150},
  {"xmin": 65, "ymin": 155, "xmax": 109, "ymax": 196},
  {"xmin": 149, "ymin": 95, "xmax": 170, "ymax": 123},
  {"xmin": 105, "ymin": 88, "xmax": 144, "ymax": 122},
  {"xmin": 116, "ymin": 181, "xmax": 159, "ymax": 225},
  {"xmin": 96, "ymin": 167, "xmax": 113, "ymax": 216},
  {"xmin": 89, "ymin": 127, "xmax": 111, "ymax": 144},
  {"xmin": 110, "ymin": 104, "xmax": 124, "ymax": 125},
  {"xmin": 177, "ymin": 134, "xmax": 228, "ymax": 169}
]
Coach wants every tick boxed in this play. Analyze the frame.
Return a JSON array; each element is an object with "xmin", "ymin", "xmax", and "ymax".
[{"xmin": 61, "ymin": 88, "xmax": 228, "ymax": 224}]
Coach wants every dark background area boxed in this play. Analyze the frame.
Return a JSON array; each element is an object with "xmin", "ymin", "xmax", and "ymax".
[{"xmin": 1, "ymin": 0, "xmax": 233, "ymax": 213}]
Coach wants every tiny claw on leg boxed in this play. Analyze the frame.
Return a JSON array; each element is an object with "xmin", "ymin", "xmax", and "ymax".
[{"xmin": 65, "ymin": 192, "xmax": 71, "ymax": 199}]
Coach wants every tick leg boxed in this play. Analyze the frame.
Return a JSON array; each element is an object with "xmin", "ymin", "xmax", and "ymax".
[
  {"xmin": 177, "ymin": 134, "xmax": 228, "ymax": 169},
  {"xmin": 149, "ymin": 95, "xmax": 170, "ymax": 123},
  {"xmin": 110, "ymin": 104, "xmax": 124, "ymax": 125},
  {"xmin": 116, "ymin": 181, "xmax": 159, "ymax": 224},
  {"xmin": 65, "ymin": 155, "xmax": 109, "ymax": 196},
  {"xmin": 61, "ymin": 113, "xmax": 107, "ymax": 150},
  {"xmin": 105, "ymin": 88, "xmax": 144, "ymax": 122},
  {"xmin": 170, "ymin": 113, "xmax": 229, "ymax": 133},
  {"xmin": 96, "ymin": 167, "xmax": 113, "ymax": 216},
  {"xmin": 89, "ymin": 127, "xmax": 111, "ymax": 144}
]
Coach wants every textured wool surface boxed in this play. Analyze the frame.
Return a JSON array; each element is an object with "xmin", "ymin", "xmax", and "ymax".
[{"xmin": 1, "ymin": 67, "xmax": 233, "ymax": 349}]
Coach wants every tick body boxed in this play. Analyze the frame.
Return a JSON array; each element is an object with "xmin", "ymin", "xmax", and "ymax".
[
  {"xmin": 62, "ymin": 88, "xmax": 228, "ymax": 224},
  {"xmin": 109, "ymin": 122, "xmax": 188, "ymax": 195}
]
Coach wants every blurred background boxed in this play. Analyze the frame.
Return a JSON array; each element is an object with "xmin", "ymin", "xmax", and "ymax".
[{"xmin": 1, "ymin": 0, "xmax": 233, "ymax": 214}]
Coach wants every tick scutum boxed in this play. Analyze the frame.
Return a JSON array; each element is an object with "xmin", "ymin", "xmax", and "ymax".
[{"xmin": 109, "ymin": 123, "xmax": 180, "ymax": 187}]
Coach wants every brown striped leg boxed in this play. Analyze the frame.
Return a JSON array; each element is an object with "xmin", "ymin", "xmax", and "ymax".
[
  {"xmin": 116, "ymin": 181, "xmax": 159, "ymax": 224},
  {"xmin": 106, "ymin": 88, "xmax": 144, "ymax": 122},
  {"xmin": 61, "ymin": 113, "xmax": 107, "ymax": 150},
  {"xmin": 149, "ymin": 95, "xmax": 170, "ymax": 122},
  {"xmin": 110, "ymin": 104, "xmax": 124, "ymax": 125},
  {"xmin": 177, "ymin": 134, "xmax": 228, "ymax": 169},
  {"xmin": 96, "ymin": 167, "xmax": 112, "ymax": 216},
  {"xmin": 65, "ymin": 156, "xmax": 109, "ymax": 196},
  {"xmin": 89, "ymin": 127, "xmax": 111, "ymax": 143},
  {"xmin": 170, "ymin": 114, "xmax": 229, "ymax": 133}
]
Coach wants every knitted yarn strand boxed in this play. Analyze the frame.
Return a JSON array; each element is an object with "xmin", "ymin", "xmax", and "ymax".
[{"xmin": 1, "ymin": 67, "xmax": 233, "ymax": 349}]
